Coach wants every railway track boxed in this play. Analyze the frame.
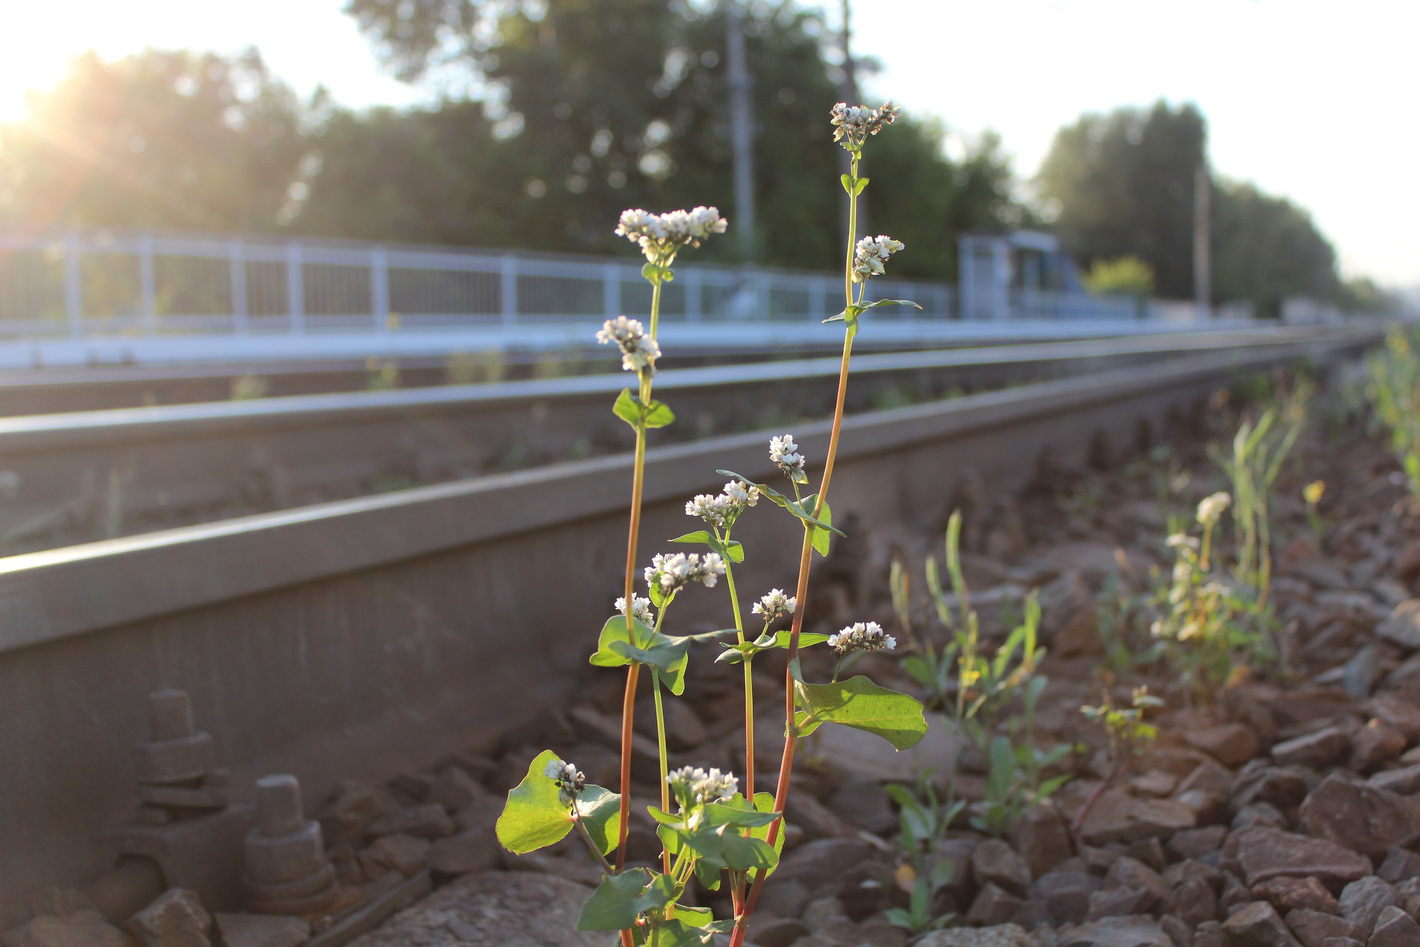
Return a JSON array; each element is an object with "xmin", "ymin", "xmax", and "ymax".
[
  {"xmin": 0, "ymin": 321, "xmax": 1379, "ymax": 925},
  {"xmin": 0, "ymin": 327, "xmax": 1353, "ymax": 553}
]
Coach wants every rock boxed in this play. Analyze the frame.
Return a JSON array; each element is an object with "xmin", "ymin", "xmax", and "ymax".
[
  {"xmin": 975, "ymin": 839, "xmax": 1033, "ymax": 896},
  {"xmin": 1230, "ymin": 828, "xmax": 1372, "ymax": 888},
  {"xmin": 1368, "ymin": 906, "xmax": 1420, "ymax": 947},
  {"xmin": 1169, "ymin": 827, "xmax": 1230, "ymax": 861},
  {"xmin": 1337, "ymin": 878, "xmax": 1399, "ymax": 932},
  {"xmin": 1031, "ymin": 871, "xmax": 1101, "ymax": 926},
  {"xmin": 369, "ymin": 803, "xmax": 454, "ymax": 840},
  {"xmin": 1221, "ymin": 901, "xmax": 1303, "ymax": 947},
  {"xmin": 1058, "ymin": 915, "xmax": 1175, "ymax": 947},
  {"xmin": 826, "ymin": 775, "xmax": 897, "ymax": 835},
  {"xmin": 24, "ymin": 891, "xmax": 96, "ymax": 919},
  {"xmin": 1133, "ymin": 771, "xmax": 1180, "ymax": 797},
  {"xmin": 211, "ymin": 914, "xmax": 309, "ymax": 947},
  {"xmin": 1349, "ymin": 721, "xmax": 1407, "ymax": 773},
  {"xmin": 1231, "ymin": 764, "xmax": 1313, "ymax": 814},
  {"xmin": 1377, "ymin": 847, "xmax": 1420, "ymax": 885},
  {"xmin": 916, "ymin": 925, "xmax": 1033, "ymax": 947},
  {"xmin": 1161, "ymin": 869, "xmax": 1219, "ymax": 929},
  {"xmin": 1159, "ymin": 915, "xmax": 1191, "ymax": 947},
  {"xmin": 1011, "ymin": 804, "xmax": 1074, "ymax": 880},
  {"xmin": 933, "ymin": 838, "xmax": 981, "ymax": 893},
  {"xmin": 358, "ymin": 833, "xmax": 430, "ymax": 878},
  {"xmin": 1179, "ymin": 762, "xmax": 1238, "ymax": 799},
  {"xmin": 746, "ymin": 914, "xmax": 807, "ymax": 947},
  {"xmin": 1251, "ymin": 877, "xmax": 1338, "ymax": 914},
  {"xmin": 757, "ymin": 879, "xmax": 811, "ymax": 919},
  {"xmin": 1081, "ymin": 791, "xmax": 1196, "ymax": 845},
  {"xmin": 1270, "ymin": 729, "xmax": 1351, "ymax": 770},
  {"xmin": 1297, "ymin": 774, "xmax": 1420, "ymax": 858},
  {"xmin": 1232, "ymin": 804, "xmax": 1288, "ymax": 832},
  {"xmin": 1126, "ymin": 838, "xmax": 1168, "ymax": 873},
  {"xmin": 425, "ymin": 767, "xmax": 491, "ymax": 814},
  {"xmin": 347, "ymin": 871, "xmax": 596, "ymax": 946},
  {"xmin": 1366, "ymin": 765, "xmax": 1420, "ymax": 796},
  {"xmin": 785, "ymin": 790, "xmax": 859, "ymax": 840},
  {"xmin": 320, "ymin": 780, "xmax": 385, "ymax": 845},
  {"xmin": 1368, "ymin": 696, "xmax": 1420, "ymax": 742},
  {"xmin": 1103, "ymin": 858, "xmax": 1166, "ymax": 912},
  {"xmin": 1281, "ymin": 909, "xmax": 1367, "ymax": 947},
  {"xmin": 772, "ymin": 838, "xmax": 879, "ymax": 890},
  {"xmin": 1342, "ymin": 646, "xmax": 1381, "ymax": 700},
  {"xmin": 429, "ymin": 829, "xmax": 499, "ymax": 875},
  {"xmin": 755, "ymin": 713, "xmax": 960, "ymax": 786},
  {"xmin": 127, "ymin": 888, "xmax": 210, "ymax": 947},
  {"xmin": 2, "ymin": 912, "xmax": 129, "ymax": 947},
  {"xmin": 801, "ymin": 896, "xmax": 847, "ymax": 932},
  {"xmin": 1186, "ymin": 726, "xmax": 1261, "ymax": 768},
  {"xmin": 1177, "ymin": 792, "xmax": 1230, "ymax": 827},
  {"xmin": 1195, "ymin": 922, "xmax": 1225, "ymax": 947},
  {"xmin": 970, "ymin": 883, "xmax": 1025, "ymax": 926},
  {"xmin": 1376, "ymin": 600, "xmax": 1420, "ymax": 650}
]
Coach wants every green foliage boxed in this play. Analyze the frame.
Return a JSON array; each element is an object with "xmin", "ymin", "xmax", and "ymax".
[
  {"xmin": 1364, "ymin": 329, "xmax": 1420, "ymax": 503},
  {"xmin": 793, "ymin": 675, "xmax": 928, "ymax": 750},
  {"xmin": 496, "ymin": 750, "xmax": 621, "ymax": 855},
  {"xmin": 613, "ymin": 389, "xmax": 676, "ymax": 430},
  {"xmin": 1081, "ymin": 687, "xmax": 1161, "ymax": 770},
  {"xmin": 883, "ymin": 774, "xmax": 961, "ymax": 934},
  {"xmin": 1083, "ymin": 256, "xmax": 1155, "ymax": 298}
]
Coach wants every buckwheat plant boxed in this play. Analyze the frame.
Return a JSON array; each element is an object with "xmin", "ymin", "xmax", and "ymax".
[{"xmin": 495, "ymin": 101, "xmax": 927, "ymax": 947}]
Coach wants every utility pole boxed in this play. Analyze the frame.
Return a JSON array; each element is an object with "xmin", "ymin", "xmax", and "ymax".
[
  {"xmin": 1194, "ymin": 161, "xmax": 1210, "ymax": 320},
  {"xmin": 726, "ymin": 1, "xmax": 755, "ymax": 262},
  {"xmin": 839, "ymin": 0, "xmax": 861, "ymax": 249}
]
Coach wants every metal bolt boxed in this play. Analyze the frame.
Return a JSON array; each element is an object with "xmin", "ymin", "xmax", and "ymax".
[
  {"xmin": 148, "ymin": 690, "xmax": 194, "ymax": 743},
  {"xmin": 255, "ymin": 775, "xmax": 304, "ymax": 838}
]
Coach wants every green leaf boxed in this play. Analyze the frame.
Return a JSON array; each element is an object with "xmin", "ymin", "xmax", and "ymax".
[
  {"xmin": 840, "ymin": 173, "xmax": 853, "ymax": 195},
  {"xmin": 656, "ymin": 919, "xmax": 720, "ymax": 947},
  {"xmin": 860, "ymin": 298, "xmax": 923, "ymax": 311},
  {"xmin": 644, "ymin": 399, "xmax": 676, "ymax": 428},
  {"xmin": 704, "ymin": 797, "xmax": 781, "ymax": 828},
  {"xmin": 716, "ymin": 630, "xmax": 829, "ymax": 665},
  {"xmin": 794, "ymin": 676, "xmax": 928, "ymax": 750},
  {"xmin": 802, "ymin": 496, "xmax": 834, "ymax": 556},
  {"xmin": 577, "ymin": 869, "xmax": 677, "ymax": 931},
  {"xmin": 721, "ymin": 832, "xmax": 778, "ymax": 872},
  {"xmin": 853, "ymin": 177, "xmax": 869, "ymax": 196},
  {"xmin": 577, "ymin": 785, "xmax": 623, "ymax": 855},
  {"xmin": 746, "ymin": 791, "xmax": 785, "ymax": 868},
  {"xmin": 669, "ymin": 530, "xmax": 745, "ymax": 564},
  {"xmin": 613, "ymin": 388, "xmax": 640, "ymax": 428},
  {"xmin": 673, "ymin": 905, "xmax": 716, "ymax": 929},
  {"xmin": 718, "ymin": 473, "xmax": 843, "ymax": 538},
  {"xmin": 589, "ymin": 614, "xmax": 656, "ymax": 668},
  {"xmin": 496, "ymin": 750, "xmax": 622, "ymax": 855}
]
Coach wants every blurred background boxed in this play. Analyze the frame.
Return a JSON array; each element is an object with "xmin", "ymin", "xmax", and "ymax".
[{"xmin": 0, "ymin": 0, "xmax": 1413, "ymax": 331}]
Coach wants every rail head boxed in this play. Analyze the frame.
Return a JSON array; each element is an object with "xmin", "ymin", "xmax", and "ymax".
[{"xmin": 0, "ymin": 326, "xmax": 1378, "ymax": 656}]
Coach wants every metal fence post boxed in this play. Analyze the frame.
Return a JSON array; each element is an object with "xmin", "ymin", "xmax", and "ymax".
[
  {"xmin": 229, "ymin": 240, "xmax": 248, "ymax": 333},
  {"xmin": 64, "ymin": 230, "xmax": 83, "ymax": 338},
  {"xmin": 371, "ymin": 246, "xmax": 390, "ymax": 330},
  {"xmin": 286, "ymin": 242, "xmax": 305, "ymax": 333},
  {"xmin": 685, "ymin": 267, "xmax": 702, "ymax": 322},
  {"xmin": 500, "ymin": 254, "xmax": 518, "ymax": 324},
  {"xmin": 139, "ymin": 233, "xmax": 156, "ymax": 334},
  {"xmin": 602, "ymin": 261, "xmax": 620, "ymax": 317}
]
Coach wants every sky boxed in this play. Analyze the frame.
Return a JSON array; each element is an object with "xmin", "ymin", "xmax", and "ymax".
[{"xmin": 0, "ymin": 0, "xmax": 1415, "ymax": 288}]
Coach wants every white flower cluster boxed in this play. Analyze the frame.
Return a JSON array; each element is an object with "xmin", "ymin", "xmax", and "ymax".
[
  {"xmin": 1196, "ymin": 491, "xmax": 1231, "ymax": 526},
  {"xmin": 596, "ymin": 315, "xmax": 661, "ymax": 374},
  {"xmin": 830, "ymin": 100, "xmax": 901, "ymax": 150},
  {"xmin": 851, "ymin": 235, "xmax": 905, "ymax": 283},
  {"xmin": 644, "ymin": 551, "xmax": 726, "ymax": 593},
  {"xmin": 827, "ymin": 621, "xmax": 896, "ymax": 655},
  {"xmin": 769, "ymin": 434, "xmax": 808, "ymax": 484},
  {"xmin": 543, "ymin": 757, "xmax": 585, "ymax": 805},
  {"xmin": 685, "ymin": 480, "xmax": 761, "ymax": 528},
  {"xmin": 614, "ymin": 207, "xmax": 728, "ymax": 263},
  {"xmin": 1165, "ymin": 533, "xmax": 1199, "ymax": 550},
  {"xmin": 615, "ymin": 594, "xmax": 655, "ymax": 626},
  {"xmin": 666, "ymin": 765, "xmax": 738, "ymax": 808},
  {"xmin": 752, "ymin": 588, "xmax": 797, "ymax": 620}
]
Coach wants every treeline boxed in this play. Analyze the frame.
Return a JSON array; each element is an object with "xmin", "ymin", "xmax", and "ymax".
[{"xmin": 0, "ymin": 0, "xmax": 1386, "ymax": 314}]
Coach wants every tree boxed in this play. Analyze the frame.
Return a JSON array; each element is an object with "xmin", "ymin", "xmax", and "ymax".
[
  {"xmin": 1036, "ymin": 100, "xmax": 1205, "ymax": 299},
  {"xmin": 1211, "ymin": 180, "xmax": 1340, "ymax": 318},
  {"xmin": 0, "ymin": 48, "xmax": 308, "ymax": 233}
]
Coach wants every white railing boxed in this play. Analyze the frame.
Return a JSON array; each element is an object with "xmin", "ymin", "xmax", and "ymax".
[{"xmin": 0, "ymin": 227, "xmax": 1165, "ymax": 340}]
